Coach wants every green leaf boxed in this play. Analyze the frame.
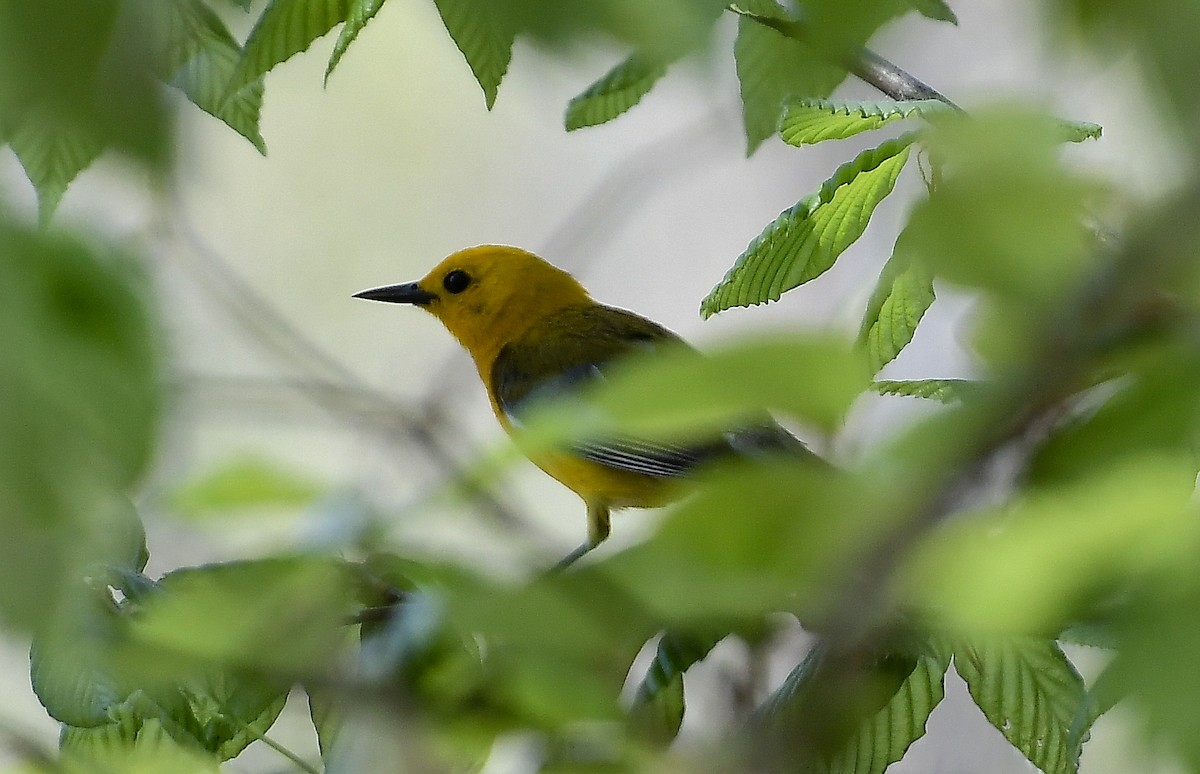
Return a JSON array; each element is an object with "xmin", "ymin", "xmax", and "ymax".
[
  {"xmin": 525, "ymin": 334, "xmax": 869, "ymax": 442},
  {"xmin": 131, "ymin": 558, "xmax": 354, "ymax": 673},
  {"xmin": 701, "ymin": 135, "xmax": 914, "ymax": 318},
  {"xmin": 902, "ymin": 455, "xmax": 1197, "ymax": 635},
  {"xmin": 228, "ymin": 0, "xmax": 351, "ymax": 95},
  {"xmin": 7, "ymin": 116, "xmax": 103, "ymax": 224},
  {"xmin": 325, "ymin": 0, "xmax": 388, "ymax": 82},
  {"xmin": 953, "ymin": 636, "xmax": 1086, "ymax": 774},
  {"xmin": 733, "ymin": 0, "xmax": 847, "ymax": 154},
  {"xmin": 181, "ymin": 672, "xmax": 290, "ymax": 760},
  {"xmin": 62, "ymin": 715, "xmax": 220, "ymax": 774},
  {"xmin": 32, "ymin": 572, "xmax": 292, "ymax": 762},
  {"xmin": 821, "ymin": 650, "xmax": 950, "ymax": 774},
  {"xmin": 32, "ymin": 588, "xmax": 151, "ymax": 729},
  {"xmin": 904, "ymin": 109, "xmax": 1097, "ymax": 307},
  {"xmin": 307, "ymin": 687, "xmax": 344, "ymax": 766},
  {"xmin": 871, "ymin": 379, "xmax": 970, "ymax": 403},
  {"xmin": 629, "ymin": 630, "xmax": 728, "ymax": 741},
  {"xmin": 858, "ymin": 224, "xmax": 936, "ymax": 372},
  {"xmin": 780, "ymin": 98, "xmax": 950, "ymax": 147},
  {"xmin": 754, "ymin": 641, "xmax": 946, "ymax": 769},
  {"xmin": 442, "ymin": 570, "xmax": 659, "ymax": 729},
  {"xmin": 145, "ymin": 0, "xmax": 267, "ymax": 153},
  {"xmin": 1067, "ymin": 661, "xmax": 1122, "ymax": 769},
  {"xmin": 565, "ymin": 53, "xmax": 669, "ymax": 131},
  {"xmin": 601, "ymin": 461, "xmax": 882, "ymax": 624},
  {"xmin": 169, "ymin": 455, "xmax": 324, "ymax": 519},
  {"xmin": 1029, "ymin": 344, "xmax": 1200, "ymax": 485},
  {"xmin": 0, "ymin": 1, "xmax": 170, "ymax": 177},
  {"xmin": 0, "ymin": 224, "xmax": 158, "ymax": 628},
  {"xmin": 1059, "ymin": 119, "xmax": 1102, "ymax": 143},
  {"xmin": 912, "ymin": 0, "xmax": 957, "ymax": 23},
  {"xmin": 432, "ymin": 0, "xmax": 516, "ymax": 110}
]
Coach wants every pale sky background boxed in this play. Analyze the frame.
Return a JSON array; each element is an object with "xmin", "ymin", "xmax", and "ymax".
[{"xmin": 0, "ymin": 0, "xmax": 1184, "ymax": 771}]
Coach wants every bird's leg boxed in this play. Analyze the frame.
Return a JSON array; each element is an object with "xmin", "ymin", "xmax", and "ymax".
[{"xmin": 548, "ymin": 501, "xmax": 610, "ymax": 573}]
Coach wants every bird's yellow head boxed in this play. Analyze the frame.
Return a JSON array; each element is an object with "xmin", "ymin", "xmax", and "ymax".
[{"xmin": 355, "ymin": 245, "xmax": 593, "ymax": 370}]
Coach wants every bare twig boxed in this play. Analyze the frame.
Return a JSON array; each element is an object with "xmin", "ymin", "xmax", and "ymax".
[{"xmin": 729, "ymin": 6, "xmax": 962, "ymax": 109}]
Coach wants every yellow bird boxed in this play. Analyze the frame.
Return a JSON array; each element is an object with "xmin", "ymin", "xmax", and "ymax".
[{"xmin": 355, "ymin": 245, "xmax": 814, "ymax": 567}]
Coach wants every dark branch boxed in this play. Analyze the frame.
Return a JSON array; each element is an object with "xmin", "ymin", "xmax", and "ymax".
[{"xmin": 729, "ymin": 7, "xmax": 962, "ymax": 109}]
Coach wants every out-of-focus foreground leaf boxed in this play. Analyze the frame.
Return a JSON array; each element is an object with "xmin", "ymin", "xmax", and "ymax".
[{"xmin": 0, "ymin": 221, "xmax": 157, "ymax": 628}]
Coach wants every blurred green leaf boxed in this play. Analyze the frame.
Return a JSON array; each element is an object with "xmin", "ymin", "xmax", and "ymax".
[
  {"xmin": 1067, "ymin": 659, "xmax": 1122, "ymax": 769},
  {"xmin": 169, "ymin": 455, "xmax": 324, "ymax": 519},
  {"xmin": 32, "ymin": 586, "xmax": 155, "ymax": 729},
  {"xmin": 905, "ymin": 109, "xmax": 1099, "ymax": 306},
  {"xmin": 953, "ymin": 636, "xmax": 1085, "ymax": 774},
  {"xmin": 531, "ymin": 334, "xmax": 869, "ymax": 441},
  {"xmin": 7, "ymin": 116, "xmax": 104, "ymax": 224},
  {"xmin": 181, "ymin": 671, "xmax": 290, "ymax": 760},
  {"xmin": 859, "ymin": 224, "xmax": 936, "ymax": 373},
  {"xmin": 432, "ymin": 0, "xmax": 515, "ymax": 110},
  {"xmin": 629, "ymin": 629, "xmax": 729, "ymax": 742},
  {"xmin": 733, "ymin": 0, "xmax": 847, "ymax": 154},
  {"xmin": 871, "ymin": 379, "xmax": 971, "ymax": 403},
  {"xmin": 307, "ymin": 686, "xmax": 344, "ymax": 766},
  {"xmin": 1059, "ymin": 119, "xmax": 1102, "ymax": 143},
  {"xmin": 440, "ymin": 568, "xmax": 661, "ymax": 730},
  {"xmin": 228, "ymin": 0, "xmax": 351, "ymax": 96},
  {"xmin": 1103, "ymin": 567, "xmax": 1200, "ymax": 770},
  {"xmin": 903, "ymin": 455, "xmax": 1197, "ymax": 635},
  {"xmin": 1050, "ymin": 0, "xmax": 1200, "ymax": 142},
  {"xmin": 754, "ymin": 641, "xmax": 942, "ymax": 769},
  {"xmin": 780, "ymin": 98, "xmax": 950, "ymax": 147},
  {"xmin": 325, "ymin": 0, "xmax": 388, "ymax": 82},
  {"xmin": 912, "ymin": 0, "xmax": 957, "ymax": 23},
  {"xmin": 702, "ymin": 136, "xmax": 914, "ymax": 317},
  {"xmin": 0, "ymin": 1, "xmax": 169, "ymax": 215},
  {"xmin": 503, "ymin": 0, "xmax": 725, "ymax": 59},
  {"xmin": 0, "ymin": 223, "xmax": 158, "ymax": 628},
  {"xmin": 565, "ymin": 53, "xmax": 669, "ymax": 131},
  {"xmin": 62, "ymin": 715, "xmax": 220, "ymax": 774},
  {"xmin": 820, "ymin": 650, "xmax": 949, "ymax": 774},
  {"xmin": 1030, "ymin": 342, "xmax": 1200, "ymax": 485},
  {"xmin": 143, "ymin": 0, "xmax": 266, "ymax": 153},
  {"xmin": 601, "ymin": 460, "xmax": 881, "ymax": 624},
  {"xmin": 32, "ymin": 570, "xmax": 293, "ymax": 762},
  {"xmin": 130, "ymin": 558, "xmax": 354, "ymax": 674}
]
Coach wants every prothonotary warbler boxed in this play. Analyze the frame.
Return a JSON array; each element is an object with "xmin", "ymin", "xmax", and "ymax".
[{"xmin": 355, "ymin": 245, "xmax": 816, "ymax": 567}]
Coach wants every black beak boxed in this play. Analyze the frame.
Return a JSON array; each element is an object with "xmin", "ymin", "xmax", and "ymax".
[{"xmin": 353, "ymin": 282, "xmax": 437, "ymax": 305}]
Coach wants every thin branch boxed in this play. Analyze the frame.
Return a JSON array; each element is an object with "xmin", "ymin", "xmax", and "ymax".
[{"xmin": 728, "ymin": 6, "xmax": 963, "ymax": 109}]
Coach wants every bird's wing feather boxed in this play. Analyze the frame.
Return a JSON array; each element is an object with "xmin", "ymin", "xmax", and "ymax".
[
  {"xmin": 490, "ymin": 305, "xmax": 716, "ymax": 478},
  {"xmin": 490, "ymin": 305, "xmax": 812, "ymax": 478}
]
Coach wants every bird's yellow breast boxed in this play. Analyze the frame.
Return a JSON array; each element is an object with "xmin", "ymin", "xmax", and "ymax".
[{"xmin": 526, "ymin": 448, "xmax": 683, "ymax": 510}]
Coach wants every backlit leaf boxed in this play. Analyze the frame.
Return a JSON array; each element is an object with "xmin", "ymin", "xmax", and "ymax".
[
  {"xmin": 954, "ymin": 636, "xmax": 1085, "ymax": 774},
  {"xmin": 701, "ymin": 136, "xmax": 914, "ymax": 317},
  {"xmin": 780, "ymin": 98, "xmax": 949, "ymax": 147},
  {"xmin": 432, "ymin": 0, "xmax": 515, "ymax": 110},
  {"xmin": 733, "ymin": 0, "xmax": 847, "ymax": 154},
  {"xmin": 325, "ymin": 0, "xmax": 388, "ymax": 82},
  {"xmin": 565, "ymin": 53, "xmax": 669, "ymax": 131},
  {"xmin": 859, "ymin": 224, "xmax": 936, "ymax": 372},
  {"xmin": 228, "ymin": 0, "xmax": 351, "ymax": 95}
]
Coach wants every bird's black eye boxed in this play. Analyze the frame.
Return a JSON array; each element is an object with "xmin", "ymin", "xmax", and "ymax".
[{"xmin": 443, "ymin": 269, "xmax": 471, "ymax": 294}]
